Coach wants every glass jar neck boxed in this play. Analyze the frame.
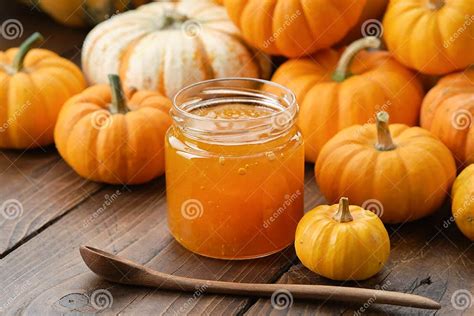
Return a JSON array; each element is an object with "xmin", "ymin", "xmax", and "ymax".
[{"xmin": 171, "ymin": 78, "xmax": 298, "ymax": 145}]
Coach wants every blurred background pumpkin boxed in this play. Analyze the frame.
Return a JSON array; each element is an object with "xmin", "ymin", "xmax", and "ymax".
[
  {"xmin": 383, "ymin": 0, "xmax": 474, "ymax": 75},
  {"xmin": 82, "ymin": 1, "xmax": 271, "ymax": 98},
  {"xmin": 223, "ymin": 0, "xmax": 367, "ymax": 57},
  {"xmin": 18, "ymin": 0, "xmax": 150, "ymax": 27}
]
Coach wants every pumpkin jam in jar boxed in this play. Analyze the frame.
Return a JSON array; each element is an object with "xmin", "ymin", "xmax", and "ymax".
[{"xmin": 165, "ymin": 78, "xmax": 304, "ymax": 259}]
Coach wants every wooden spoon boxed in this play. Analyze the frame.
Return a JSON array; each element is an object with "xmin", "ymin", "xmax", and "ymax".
[{"xmin": 80, "ymin": 245, "xmax": 441, "ymax": 310}]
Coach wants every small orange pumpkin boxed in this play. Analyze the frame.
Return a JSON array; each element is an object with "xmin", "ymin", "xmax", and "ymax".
[
  {"xmin": 272, "ymin": 37, "xmax": 423, "ymax": 162},
  {"xmin": 452, "ymin": 165, "xmax": 474, "ymax": 241},
  {"xmin": 421, "ymin": 69, "xmax": 474, "ymax": 167},
  {"xmin": 0, "ymin": 33, "xmax": 86, "ymax": 149},
  {"xmin": 295, "ymin": 197, "xmax": 390, "ymax": 281},
  {"xmin": 383, "ymin": 0, "xmax": 474, "ymax": 75},
  {"xmin": 224, "ymin": 0, "xmax": 367, "ymax": 57},
  {"xmin": 54, "ymin": 74, "xmax": 171, "ymax": 184},
  {"xmin": 316, "ymin": 112, "xmax": 456, "ymax": 224}
]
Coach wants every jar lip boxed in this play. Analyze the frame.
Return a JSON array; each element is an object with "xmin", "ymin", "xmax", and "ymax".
[{"xmin": 172, "ymin": 77, "xmax": 297, "ymax": 122}]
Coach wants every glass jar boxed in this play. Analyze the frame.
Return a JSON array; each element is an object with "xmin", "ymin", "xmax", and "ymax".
[{"xmin": 165, "ymin": 78, "xmax": 304, "ymax": 260}]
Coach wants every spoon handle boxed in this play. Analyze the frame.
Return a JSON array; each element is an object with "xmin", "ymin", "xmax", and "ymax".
[{"xmin": 139, "ymin": 272, "xmax": 440, "ymax": 310}]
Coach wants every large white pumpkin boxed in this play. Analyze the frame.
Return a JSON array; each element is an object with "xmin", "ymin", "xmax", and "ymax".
[{"xmin": 82, "ymin": 1, "xmax": 271, "ymax": 98}]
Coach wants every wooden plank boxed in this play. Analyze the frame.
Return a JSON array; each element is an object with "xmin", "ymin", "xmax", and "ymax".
[
  {"xmin": 2, "ymin": 164, "xmax": 472, "ymax": 315},
  {"xmin": 0, "ymin": 166, "xmax": 322, "ymax": 315},
  {"xmin": 0, "ymin": 2, "xmax": 98, "ymax": 256},
  {"xmin": 246, "ymin": 202, "xmax": 474, "ymax": 315},
  {"xmin": 0, "ymin": 149, "xmax": 102, "ymax": 256}
]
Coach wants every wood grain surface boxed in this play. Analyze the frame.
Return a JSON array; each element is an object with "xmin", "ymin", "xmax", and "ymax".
[{"xmin": 1, "ymin": 2, "xmax": 473, "ymax": 315}]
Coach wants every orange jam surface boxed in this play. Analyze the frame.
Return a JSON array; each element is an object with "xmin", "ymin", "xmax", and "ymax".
[{"xmin": 165, "ymin": 103, "xmax": 304, "ymax": 259}]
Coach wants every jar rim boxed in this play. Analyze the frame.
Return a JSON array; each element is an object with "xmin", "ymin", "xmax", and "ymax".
[
  {"xmin": 172, "ymin": 77, "xmax": 297, "ymax": 122},
  {"xmin": 171, "ymin": 77, "xmax": 298, "ymax": 144}
]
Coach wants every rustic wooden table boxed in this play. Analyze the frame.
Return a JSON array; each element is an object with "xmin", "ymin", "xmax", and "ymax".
[{"xmin": 1, "ymin": 2, "xmax": 473, "ymax": 315}]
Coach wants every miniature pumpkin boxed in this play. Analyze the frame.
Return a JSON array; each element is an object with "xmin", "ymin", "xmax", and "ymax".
[
  {"xmin": 0, "ymin": 32, "xmax": 86, "ymax": 149},
  {"xmin": 82, "ymin": 1, "xmax": 271, "ymax": 98},
  {"xmin": 54, "ymin": 74, "xmax": 171, "ymax": 184},
  {"xmin": 421, "ymin": 69, "xmax": 474, "ymax": 167},
  {"xmin": 223, "ymin": 0, "xmax": 366, "ymax": 57},
  {"xmin": 316, "ymin": 112, "xmax": 456, "ymax": 224},
  {"xmin": 272, "ymin": 37, "xmax": 423, "ymax": 162},
  {"xmin": 383, "ymin": 0, "xmax": 474, "ymax": 75},
  {"xmin": 19, "ymin": 0, "xmax": 149, "ymax": 27},
  {"xmin": 295, "ymin": 197, "xmax": 390, "ymax": 281},
  {"xmin": 452, "ymin": 165, "xmax": 474, "ymax": 241}
]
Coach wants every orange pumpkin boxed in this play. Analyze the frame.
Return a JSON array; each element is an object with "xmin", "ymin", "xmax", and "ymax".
[
  {"xmin": 383, "ymin": 0, "xmax": 474, "ymax": 75},
  {"xmin": 272, "ymin": 37, "xmax": 423, "ymax": 162},
  {"xmin": 421, "ymin": 69, "xmax": 474, "ymax": 167},
  {"xmin": 295, "ymin": 197, "xmax": 390, "ymax": 281},
  {"xmin": 54, "ymin": 75, "xmax": 171, "ymax": 184},
  {"xmin": 0, "ymin": 33, "xmax": 86, "ymax": 149},
  {"xmin": 316, "ymin": 112, "xmax": 456, "ymax": 224},
  {"xmin": 224, "ymin": 0, "xmax": 367, "ymax": 57},
  {"xmin": 452, "ymin": 164, "xmax": 474, "ymax": 241}
]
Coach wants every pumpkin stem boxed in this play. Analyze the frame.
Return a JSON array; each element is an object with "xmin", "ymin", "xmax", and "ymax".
[
  {"xmin": 333, "ymin": 197, "xmax": 353, "ymax": 223},
  {"xmin": 160, "ymin": 10, "xmax": 188, "ymax": 29},
  {"xmin": 332, "ymin": 36, "xmax": 381, "ymax": 82},
  {"xmin": 12, "ymin": 32, "xmax": 44, "ymax": 73},
  {"xmin": 108, "ymin": 74, "xmax": 129, "ymax": 114},
  {"xmin": 375, "ymin": 111, "xmax": 396, "ymax": 151},
  {"xmin": 427, "ymin": 0, "xmax": 444, "ymax": 10}
]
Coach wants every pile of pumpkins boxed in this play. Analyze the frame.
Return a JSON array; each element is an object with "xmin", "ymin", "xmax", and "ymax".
[{"xmin": 2, "ymin": 0, "xmax": 473, "ymax": 281}]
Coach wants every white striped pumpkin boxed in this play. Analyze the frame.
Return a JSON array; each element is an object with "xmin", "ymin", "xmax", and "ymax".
[{"xmin": 82, "ymin": 1, "xmax": 271, "ymax": 98}]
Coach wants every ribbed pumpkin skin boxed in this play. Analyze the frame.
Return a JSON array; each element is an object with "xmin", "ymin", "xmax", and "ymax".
[
  {"xmin": 421, "ymin": 70, "xmax": 474, "ymax": 167},
  {"xmin": 452, "ymin": 165, "xmax": 474, "ymax": 240},
  {"xmin": 295, "ymin": 203, "xmax": 390, "ymax": 281},
  {"xmin": 272, "ymin": 49, "xmax": 423, "ymax": 162},
  {"xmin": 82, "ymin": 1, "xmax": 271, "ymax": 98},
  {"xmin": 54, "ymin": 85, "xmax": 171, "ymax": 184},
  {"xmin": 315, "ymin": 124, "xmax": 456, "ymax": 224},
  {"xmin": 224, "ymin": 0, "xmax": 366, "ymax": 57},
  {"xmin": 383, "ymin": 0, "xmax": 474, "ymax": 75},
  {"xmin": 0, "ymin": 48, "xmax": 85, "ymax": 149}
]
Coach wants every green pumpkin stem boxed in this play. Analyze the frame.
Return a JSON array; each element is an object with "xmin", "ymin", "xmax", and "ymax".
[
  {"xmin": 333, "ymin": 197, "xmax": 353, "ymax": 223},
  {"xmin": 160, "ymin": 10, "xmax": 188, "ymax": 29},
  {"xmin": 108, "ymin": 74, "xmax": 129, "ymax": 114},
  {"xmin": 12, "ymin": 32, "xmax": 44, "ymax": 73},
  {"xmin": 332, "ymin": 36, "xmax": 381, "ymax": 82},
  {"xmin": 375, "ymin": 111, "xmax": 396, "ymax": 151}
]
